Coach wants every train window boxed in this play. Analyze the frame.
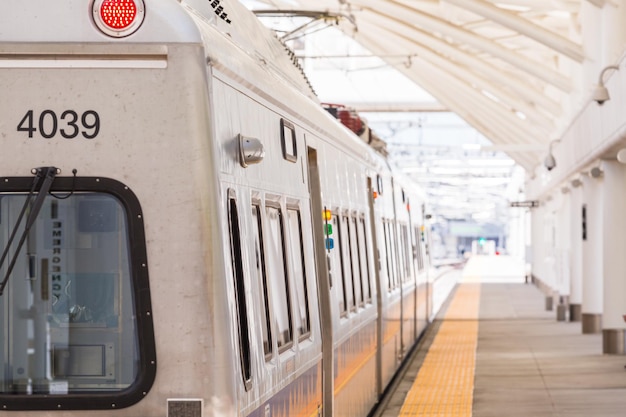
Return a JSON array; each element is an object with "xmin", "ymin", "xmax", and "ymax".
[
  {"xmin": 392, "ymin": 225, "xmax": 401, "ymax": 287},
  {"xmin": 415, "ymin": 226, "xmax": 424, "ymax": 271},
  {"xmin": 349, "ymin": 217, "xmax": 364, "ymax": 307},
  {"xmin": 330, "ymin": 215, "xmax": 348, "ymax": 316},
  {"xmin": 357, "ymin": 218, "xmax": 372, "ymax": 303},
  {"xmin": 286, "ymin": 209, "xmax": 311, "ymax": 339},
  {"xmin": 400, "ymin": 225, "xmax": 410, "ymax": 282},
  {"xmin": 0, "ymin": 175, "xmax": 155, "ymax": 410},
  {"xmin": 251, "ymin": 204, "xmax": 273, "ymax": 358},
  {"xmin": 265, "ymin": 206, "xmax": 293, "ymax": 351},
  {"xmin": 397, "ymin": 225, "xmax": 405, "ymax": 283},
  {"xmin": 385, "ymin": 221, "xmax": 399, "ymax": 290},
  {"xmin": 227, "ymin": 195, "xmax": 252, "ymax": 389},
  {"xmin": 340, "ymin": 216, "xmax": 356, "ymax": 312},
  {"xmin": 280, "ymin": 119, "xmax": 297, "ymax": 163},
  {"xmin": 382, "ymin": 221, "xmax": 392, "ymax": 291}
]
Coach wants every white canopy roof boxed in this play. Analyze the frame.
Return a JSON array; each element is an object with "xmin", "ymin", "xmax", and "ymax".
[{"xmin": 242, "ymin": 0, "xmax": 622, "ymax": 172}]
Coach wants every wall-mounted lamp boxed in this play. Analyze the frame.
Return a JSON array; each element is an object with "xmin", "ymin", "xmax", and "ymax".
[
  {"xmin": 617, "ymin": 148, "xmax": 626, "ymax": 164},
  {"xmin": 544, "ymin": 139, "xmax": 560, "ymax": 171},
  {"xmin": 593, "ymin": 65, "xmax": 619, "ymax": 105}
]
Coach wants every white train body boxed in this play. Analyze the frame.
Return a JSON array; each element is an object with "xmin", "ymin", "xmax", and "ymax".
[{"xmin": 0, "ymin": 1, "xmax": 436, "ymax": 416}]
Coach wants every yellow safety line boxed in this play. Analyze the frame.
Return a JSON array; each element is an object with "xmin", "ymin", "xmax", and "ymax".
[{"xmin": 398, "ymin": 280, "xmax": 480, "ymax": 416}]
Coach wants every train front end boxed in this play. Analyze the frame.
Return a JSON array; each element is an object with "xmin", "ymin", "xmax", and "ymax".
[{"xmin": 0, "ymin": 1, "xmax": 234, "ymax": 416}]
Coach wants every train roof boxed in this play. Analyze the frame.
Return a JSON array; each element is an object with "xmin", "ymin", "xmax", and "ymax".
[
  {"xmin": 183, "ymin": 0, "xmax": 317, "ymax": 100},
  {"xmin": 0, "ymin": 0, "xmax": 198, "ymax": 43},
  {"xmin": 0, "ymin": 0, "xmax": 315, "ymax": 99}
]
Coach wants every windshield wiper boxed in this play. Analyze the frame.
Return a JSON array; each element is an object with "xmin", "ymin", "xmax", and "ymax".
[{"xmin": 0, "ymin": 167, "xmax": 58, "ymax": 296}]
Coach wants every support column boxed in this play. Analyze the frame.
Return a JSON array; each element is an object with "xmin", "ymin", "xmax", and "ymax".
[
  {"xmin": 531, "ymin": 202, "xmax": 556, "ymax": 309},
  {"xmin": 555, "ymin": 189, "xmax": 571, "ymax": 321},
  {"xmin": 546, "ymin": 199, "xmax": 556, "ymax": 311},
  {"xmin": 581, "ymin": 174, "xmax": 603, "ymax": 334},
  {"xmin": 568, "ymin": 182, "xmax": 583, "ymax": 321},
  {"xmin": 602, "ymin": 161, "xmax": 626, "ymax": 354}
]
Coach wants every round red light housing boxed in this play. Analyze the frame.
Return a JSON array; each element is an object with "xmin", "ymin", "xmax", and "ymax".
[
  {"xmin": 100, "ymin": 0, "xmax": 137, "ymax": 29},
  {"xmin": 93, "ymin": 0, "xmax": 145, "ymax": 38}
]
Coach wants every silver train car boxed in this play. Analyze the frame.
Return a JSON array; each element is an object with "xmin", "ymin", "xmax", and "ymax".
[{"xmin": 0, "ymin": 1, "xmax": 439, "ymax": 416}]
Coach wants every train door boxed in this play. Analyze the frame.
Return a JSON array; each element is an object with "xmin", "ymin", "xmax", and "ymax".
[
  {"xmin": 407, "ymin": 200, "xmax": 418, "ymax": 342},
  {"xmin": 366, "ymin": 176, "xmax": 384, "ymax": 397},
  {"xmin": 389, "ymin": 178, "xmax": 404, "ymax": 359},
  {"xmin": 422, "ymin": 204, "xmax": 431, "ymax": 323},
  {"xmin": 306, "ymin": 147, "xmax": 333, "ymax": 417}
]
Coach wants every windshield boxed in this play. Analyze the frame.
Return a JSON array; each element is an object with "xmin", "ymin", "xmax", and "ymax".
[{"xmin": 0, "ymin": 178, "xmax": 155, "ymax": 410}]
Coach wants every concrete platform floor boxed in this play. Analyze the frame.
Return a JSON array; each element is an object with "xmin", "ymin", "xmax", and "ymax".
[{"xmin": 376, "ymin": 256, "xmax": 626, "ymax": 417}]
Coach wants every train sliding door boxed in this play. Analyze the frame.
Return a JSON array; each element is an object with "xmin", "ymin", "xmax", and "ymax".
[
  {"xmin": 306, "ymin": 147, "xmax": 334, "ymax": 417},
  {"xmin": 366, "ymin": 176, "xmax": 384, "ymax": 398}
]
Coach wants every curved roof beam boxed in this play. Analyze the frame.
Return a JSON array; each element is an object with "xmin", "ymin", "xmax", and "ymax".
[
  {"xmin": 348, "ymin": 0, "xmax": 572, "ymax": 92},
  {"xmin": 352, "ymin": 32, "xmax": 515, "ymax": 135},
  {"xmin": 333, "ymin": 10, "xmax": 562, "ymax": 117},
  {"xmin": 356, "ymin": 31, "xmax": 547, "ymax": 166},
  {"xmin": 442, "ymin": 0, "xmax": 584, "ymax": 62},
  {"xmin": 483, "ymin": 0, "xmax": 580, "ymax": 12},
  {"xmin": 355, "ymin": 12, "xmax": 555, "ymax": 132},
  {"xmin": 379, "ymin": 71, "xmax": 543, "ymax": 170}
]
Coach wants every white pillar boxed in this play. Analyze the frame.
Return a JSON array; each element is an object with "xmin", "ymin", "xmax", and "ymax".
[
  {"xmin": 581, "ymin": 174, "xmax": 603, "ymax": 334},
  {"xmin": 544, "ymin": 199, "xmax": 558, "ymax": 310},
  {"xmin": 568, "ymin": 183, "xmax": 583, "ymax": 321},
  {"xmin": 531, "ymin": 199, "xmax": 560, "ymax": 310},
  {"xmin": 554, "ymin": 189, "xmax": 571, "ymax": 321},
  {"xmin": 524, "ymin": 208, "xmax": 532, "ymax": 280},
  {"xmin": 530, "ymin": 203, "xmax": 555, "ymax": 308},
  {"xmin": 602, "ymin": 161, "xmax": 626, "ymax": 354}
]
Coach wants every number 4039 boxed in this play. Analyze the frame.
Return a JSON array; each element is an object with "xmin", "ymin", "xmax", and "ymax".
[{"xmin": 17, "ymin": 110, "xmax": 100, "ymax": 139}]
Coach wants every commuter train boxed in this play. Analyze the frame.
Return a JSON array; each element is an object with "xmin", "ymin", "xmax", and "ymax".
[{"xmin": 0, "ymin": 1, "xmax": 441, "ymax": 416}]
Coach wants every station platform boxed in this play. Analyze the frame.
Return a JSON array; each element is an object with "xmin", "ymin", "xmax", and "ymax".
[{"xmin": 375, "ymin": 255, "xmax": 626, "ymax": 417}]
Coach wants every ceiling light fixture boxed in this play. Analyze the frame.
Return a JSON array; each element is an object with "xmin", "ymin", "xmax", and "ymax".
[
  {"xmin": 593, "ymin": 65, "xmax": 619, "ymax": 105},
  {"xmin": 544, "ymin": 139, "xmax": 560, "ymax": 171}
]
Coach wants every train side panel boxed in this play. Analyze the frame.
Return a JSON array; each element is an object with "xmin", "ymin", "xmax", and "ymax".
[
  {"xmin": 211, "ymin": 71, "xmax": 324, "ymax": 417},
  {"xmin": 313, "ymin": 136, "xmax": 380, "ymax": 417},
  {"xmin": 0, "ymin": 1, "xmax": 444, "ymax": 417}
]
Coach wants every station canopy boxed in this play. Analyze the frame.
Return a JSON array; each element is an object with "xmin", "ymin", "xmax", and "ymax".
[
  {"xmin": 240, "ymin": 0, "xmax": 605, "ymax": 226},
  {"xmin": 243, "ymin": 0, "xmax": 593, "ymax": 172}
]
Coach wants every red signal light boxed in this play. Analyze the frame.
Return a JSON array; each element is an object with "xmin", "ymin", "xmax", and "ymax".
[
  {"xmin": 93, "ymin": 0, "xmax": 145, "ymax": 38},
  {"xmin": 100, "ymin": 0, "xmax": 137, "ymax": 29}
]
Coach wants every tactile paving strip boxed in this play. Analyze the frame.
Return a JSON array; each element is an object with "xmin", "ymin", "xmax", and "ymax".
[{"xmin": 398, "ymin": 282, "xmax": 480, "ymax": 416}]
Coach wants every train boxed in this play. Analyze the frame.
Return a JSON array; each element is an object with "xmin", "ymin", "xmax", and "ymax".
[{"xmin": 0, "ymin": 0, "xmax": 449, "ymax": 416}]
